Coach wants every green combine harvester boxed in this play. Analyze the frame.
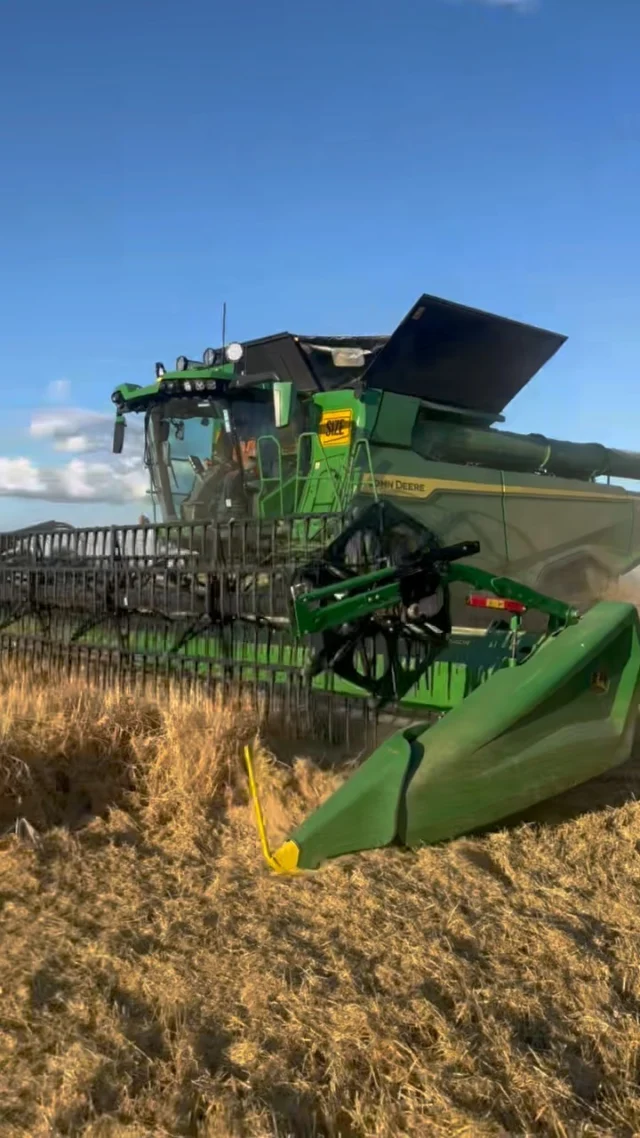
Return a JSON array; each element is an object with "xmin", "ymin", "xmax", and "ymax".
[
  {"xmin": 111, "ymin": 292, "xmax": 640, "ymax": 604},
  {"xmin": 2, "ymin": 292, "xmax": 640, "ymax": 868}
]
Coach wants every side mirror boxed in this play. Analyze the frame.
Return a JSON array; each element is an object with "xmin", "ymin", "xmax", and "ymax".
[
  {"xmin": 112, "ymin": 416, "xmax": 125, "ymax": 454},
  {"xmin": 273, "ymin": 381, "xmax": 293, "ymax": 429}
]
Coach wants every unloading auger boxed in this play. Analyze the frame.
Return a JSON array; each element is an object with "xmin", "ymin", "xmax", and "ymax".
[{"xmin": 249, "ymin": 502, "xmax": 640, "ymax": 874}]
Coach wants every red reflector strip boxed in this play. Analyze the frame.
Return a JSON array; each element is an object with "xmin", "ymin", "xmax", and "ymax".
[{"xmin": 465, "ymin": 594, "xmax": 527, "ymax": 614}]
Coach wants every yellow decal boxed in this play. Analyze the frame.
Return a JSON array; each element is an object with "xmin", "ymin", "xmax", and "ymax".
[
  {"xmin": 360, "ymin": 474, "xmax": 631, "ymax": 503},
  {"xmin": 318, "ymin": 408, "xmax": 353, "ymax": 448},
  {"xmin": 361, "ymin": 474, "xmax": 436, "ymax": 498}
]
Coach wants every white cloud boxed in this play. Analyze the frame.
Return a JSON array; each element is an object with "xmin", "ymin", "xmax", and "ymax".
[
  {"xmin": 52, "ymin": 435, "xmax": 100, "ymax": 455},
  {"xmin": 0, "ymin": 381, "xmax": 148, "ymax": 505},
  {"xmin": 46, "ymin": 378, "xmax": 72, "ymax": 404},
  {"xmin": 30, "ymin": 407, "xmax": 143, "ymax": 456},
  {"xmin": 0, "ymin": 457, "xmax": 147, "ymax": 504}
]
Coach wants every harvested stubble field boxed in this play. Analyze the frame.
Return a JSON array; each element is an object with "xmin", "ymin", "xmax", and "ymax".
[{"xmin": 1, "ymin": 666, "xmax": 640, "ymax": 1138}]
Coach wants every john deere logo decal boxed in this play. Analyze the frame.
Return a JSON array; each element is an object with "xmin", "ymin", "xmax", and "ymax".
[
  {"xmin": 319, "ymin": 409, "xmax": 353, "ymax": 448},
  {"xmin": 591, "ymin": 671, "xmax": 609, "ymax": 694}
]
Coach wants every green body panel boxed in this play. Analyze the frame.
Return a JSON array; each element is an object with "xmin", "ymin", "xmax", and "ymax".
[
  {"xmin": 285, "ymin": 601, "xmax": 640, "ymax": 870},
  {"xmin": 355, "ymin": 445, "xmax": 640, "ymax": 599},
  {"xmin": 284, "ymin": 730, "xmax": 415, "ymax": 867}
]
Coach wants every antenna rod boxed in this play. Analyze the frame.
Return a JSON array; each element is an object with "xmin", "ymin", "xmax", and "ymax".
[{"xmin": 222, "ymin": 302, "xmax": 227, "ymax": 353}]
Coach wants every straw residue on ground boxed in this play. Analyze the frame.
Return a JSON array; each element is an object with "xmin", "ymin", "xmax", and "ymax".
[{"xmin": 1, "ymin": 674, "xmax": 640, "ymax": 1138}]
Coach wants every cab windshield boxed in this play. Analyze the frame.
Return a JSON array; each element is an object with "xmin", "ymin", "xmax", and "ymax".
[{"xmin": 147, "ymin": 392, "xmax": 275, "ymax": 520}]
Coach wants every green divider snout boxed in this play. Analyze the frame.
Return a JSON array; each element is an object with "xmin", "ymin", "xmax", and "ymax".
[{"xmin": 275, "ymin": 730, "xmax": 418, "ymax": 871}]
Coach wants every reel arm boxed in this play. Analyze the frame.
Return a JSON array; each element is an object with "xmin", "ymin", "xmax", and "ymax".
[
  {"xmin": 292, "ymin": 540, "xmax": 480, "ymax": 638},
  {"xmin": 290, "ymin": 517, "xmax": 578, "ymax": 709}
]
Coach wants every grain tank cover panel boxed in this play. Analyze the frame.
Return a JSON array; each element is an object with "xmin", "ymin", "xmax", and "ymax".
[
  {"xmin": 241, "ymin": 333, "xmax": 388, "ymax": 392},
  {"xmin": 362, "ymin": 294, "xmax": 567, "ymax": 415}
]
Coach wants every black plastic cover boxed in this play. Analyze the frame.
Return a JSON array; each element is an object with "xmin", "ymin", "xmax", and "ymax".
[
  {"xmin": 237, "ymin": 333, "xmax": 387, "ymax": 392},
  {"xmin": 361, "ymin": 294, "xmax": 566, "ymax": 415}
]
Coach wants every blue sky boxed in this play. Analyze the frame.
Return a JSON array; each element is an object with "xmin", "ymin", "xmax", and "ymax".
[{"xmin": 0, "ymin": 0, "xmax": 638, "ymax": 528}]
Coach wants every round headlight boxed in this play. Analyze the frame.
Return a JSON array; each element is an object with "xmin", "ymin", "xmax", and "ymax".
[
  {"xmin": 203, "ymin": 347, "xmax": 218, "ymax": 367},
  {"xmin": 155, "ymin": 361, "xmax": 166, "ymax": 378},
  {"xmin": 176, "ymin": 355, "xmax": 189, "ymax": 372},
  {"xmin": 183, "ymin": 381, "xmax": 192, "ymax": 392},
  {"xmin": 195, "ymin": 380, "xmax": 205, "ymax": 391},
  {"xmin": 225, "ymin": 342, "xmax": 244, "ymax": 363}
]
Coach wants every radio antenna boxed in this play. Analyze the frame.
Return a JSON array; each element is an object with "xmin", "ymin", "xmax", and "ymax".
[{"xmin": 221, "ymin": 302, "xmax": 227, "ymax": 355}]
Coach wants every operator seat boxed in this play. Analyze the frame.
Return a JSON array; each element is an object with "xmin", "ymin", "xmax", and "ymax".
[{"xmin": 181, "ymin": 460, "xmax": 252, "ymax": 523}]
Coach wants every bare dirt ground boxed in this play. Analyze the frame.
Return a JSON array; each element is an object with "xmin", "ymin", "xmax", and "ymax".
[{"xmin": 1, "ymin": 671, "xmax": 640, "ymax": 1138}]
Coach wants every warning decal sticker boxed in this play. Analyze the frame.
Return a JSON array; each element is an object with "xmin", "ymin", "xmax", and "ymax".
[{"xmin": 318, "ymin": 408, "xmax": 354, "ymax": 448}]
